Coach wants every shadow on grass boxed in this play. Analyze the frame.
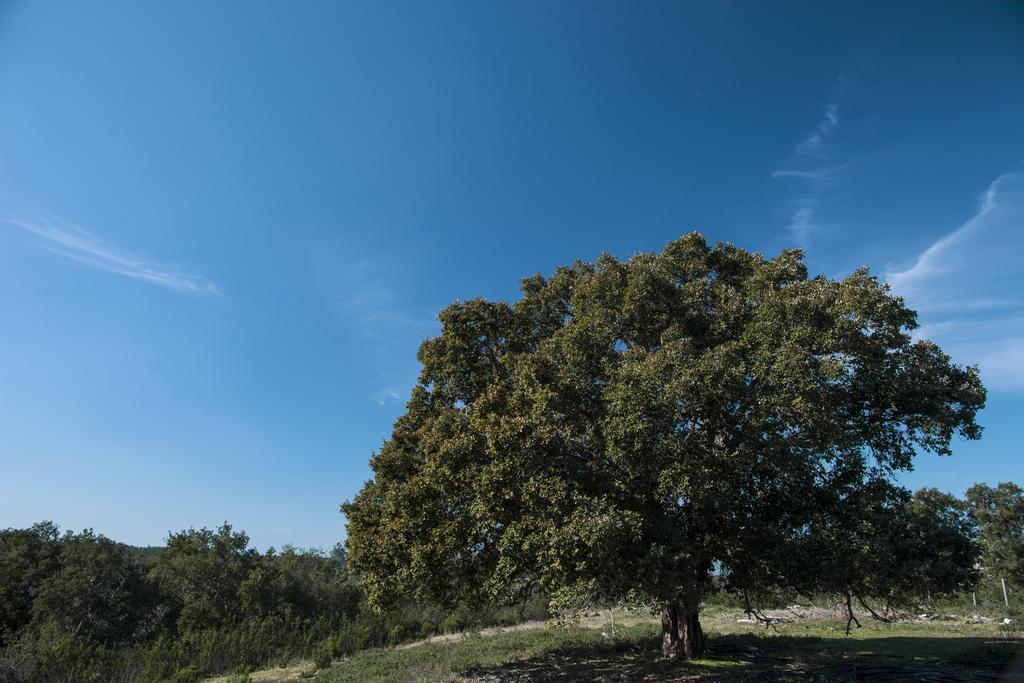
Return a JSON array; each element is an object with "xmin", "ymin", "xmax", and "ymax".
[
  {"xmin": 460, "ymin": 632, "xmax": 1024, "ymax": 682},
  {"xmin": 460, "ymin": 634, "xmax": 749, "ymax": 682}
]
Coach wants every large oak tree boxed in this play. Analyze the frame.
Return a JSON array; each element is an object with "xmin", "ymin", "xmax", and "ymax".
[{"xmin": 343, "ymin": 234, "xmax": 984, "ymax": 658}]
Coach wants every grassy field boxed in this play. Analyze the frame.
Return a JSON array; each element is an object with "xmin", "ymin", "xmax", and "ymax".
[{"xmin": 211, "ymin": 609, "xmax": 1024, "ymax": 682}]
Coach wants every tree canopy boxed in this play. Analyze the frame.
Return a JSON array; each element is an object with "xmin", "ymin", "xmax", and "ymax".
[
  {"xmin": 343, "ymin": 233, "xmax": 985, "ymax": 658},
  {"xmin": 966, "ymin": 482, "xmax": 1024, "ymax": 584}
]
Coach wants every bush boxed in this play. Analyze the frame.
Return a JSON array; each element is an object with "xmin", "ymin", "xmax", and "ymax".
[
  {"xmin": 1, "ymin": 623, "xmax": 123, "ymax": 683},
  {"xmin": 312, "ymin": 643, "xmax": 333, "ymax": 670},
  {"xmin": 440, "ymin": 613, "xmax": 465, "ymax": 634},
  {"xmin": 140, "ymin": 632, "xmax": 185, "ymax": 682},
  {"xmin": 172, "ymin": 664, "xmax": 201, "ymax": 683},
  {"xmin": 330, "ymin": 620, "xmax": 371, "ymax": 657},
  {"xmin": 137, "ymin": 616, "xmax": 311, "ymax": 681},
  {"xmin": 494, "ymin": 609, "xmax": 520, "ymax": 627},
  {"xmin": 362, "ymin": 612, "xmax": 390, "ymax": 648},
  {"xmin": 387, "ymin": 624, "xmax": 408, "ymax": 645}
]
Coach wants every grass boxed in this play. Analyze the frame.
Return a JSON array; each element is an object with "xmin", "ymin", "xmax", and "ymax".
[
  {"xmin": 205, "ymin": 664, "xmax": 318, "ymax": 682},
  {"xmin": 317, "ymin": 624, "xmax": 674, "ymax": 683},
  {"xmin": 223, "ymin": 610, "xmax": 1024, "ymax": 682}
]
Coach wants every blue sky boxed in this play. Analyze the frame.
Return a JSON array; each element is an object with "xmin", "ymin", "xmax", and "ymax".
[{"xmin": 1, "ymin": 1, "xmax": 1022, "ymax": 550}]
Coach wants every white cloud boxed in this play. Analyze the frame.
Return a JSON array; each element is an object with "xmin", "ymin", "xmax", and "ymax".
[
  {"xmin": 773, "ymin": 79, "xmax": 847, "ymax": 247},
  {"xmin": 887, "ymin": 171, "xmax": 1024, "ymax": 391},
  {"xmin": 3, "ymin": 214, "xmax": 220, "ymax": 295}
]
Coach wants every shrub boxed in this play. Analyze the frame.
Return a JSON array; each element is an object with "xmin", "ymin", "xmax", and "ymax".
[
  {"xmin": 418, "ymin": 620, "xmax": 437, "ymax": 639},
  {"xmin": 172, "ymin": 664, "xmax": 201, "ymax": 683},
  {"xmin": 494, "ymin": 609, "xmax": 520, "ymax": 627},
  {"xmin": 361, "ymin": 612, "xmax": 390, "ymax": 648},
  {"xmin": 140, "ymin": 632, "xmax": 186, "ymax": 682},
  {"xmin": 312, "ymin": 643, "xmax": 333, "ymax": 670},
  {"xmin": 440, "ymin": 613, "xmax": 465, "ymax": 634},
  {"xmin": 330, "ymin": 620, "xmax": 370, "ymax": 657},
  {"xmin": 13, "ymin": 623, "xmax": 122, "ymax": 683},
  {"xmin": 387, "ymin": 624, "xmax": 407, "ymax": 645}
]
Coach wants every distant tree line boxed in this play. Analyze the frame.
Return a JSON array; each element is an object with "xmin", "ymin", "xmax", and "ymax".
[
  {"xmin": 0, "ymin": 522, "xmax": 356, "ymax": 682},
  {"xmin": 1, "ymin": 480, "xmax": 1020, "ymax": 681},
  {"xmin": 0, "ymin": 522, "xmax": 541, "ymax": 683}
]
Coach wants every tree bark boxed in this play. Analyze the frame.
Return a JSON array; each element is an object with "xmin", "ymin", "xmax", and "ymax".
[
  {"xmin": 842, "ymin": 592, "xmax": 861, "ymax": 636},
  {"xmin": 661, "ymin": 601, "xmax": 706, "ymax": 660}
]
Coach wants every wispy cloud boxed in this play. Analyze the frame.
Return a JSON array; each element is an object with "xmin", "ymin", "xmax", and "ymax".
[
  {"xmin": 330, "ymin": 257, "xmax": 438, "ymax": 405},
  {"xmin": 887, "ymin": 171, "xmax": 1024, "ymax": 391},
  {"xmin": 3, "ymin": 214, "xmax": 220, "ymax": 295},
  {"xmin": 886, "ymin": 179, "xmax": 1002, "ymax": 303},
  {"xmin": 785, "ymin": 205, "xmax": 816, "ymax": 246},
  {"xmin": 770, "ymin": 167, "xmax": 838, "ymax": 181},
  {"xmin": 772, "ymin": 78, "xmax": 847, "ymax": 247},
  {"xmin": 795, "ymin": 102, "xmax": 839, "ymax": 158}
]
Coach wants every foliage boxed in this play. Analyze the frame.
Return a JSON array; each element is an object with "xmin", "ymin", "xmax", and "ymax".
[
  {"xmin": 148, "ymin": 524, "xmax": 260, "ymax": 632},
  {"xmin": 0, "ymin": 521, "xmax": 372, "ymax": 682},
  {"xmin": 171, "ymin": 665, "xmax": 200, "ymax": 683},
  {"xmin": 966, "ymin": 482, "xmax": 1024, "ymax": 583},
  {"xmin": 742, "ymin": 483, "xmax": 979, "ymax": 623},
  {"xmin": 0, "ymin": 522, "xmax": 60, "ymax": 644},
  {"xmin": 313, "ymin": 642, "xmax": 333, "ymax": 670},
  {"xmin": 0, "ymin": 515, "xmax": 549, "ymax": 681},
  {"xmin": 902, "ymin": 488, "xmax": 980, "ymax": 600},
  {"xmin": 342, "ymin": 233, "xmax": 985, "ymax": 652},
  {"xmin": 33, "ymin": 529, "xmax": 158, "ymax": 646}
]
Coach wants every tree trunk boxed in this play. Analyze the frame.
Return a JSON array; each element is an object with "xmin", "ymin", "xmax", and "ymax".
[{"xmin": 661, "ymin": 601, "xmax": 706, "ymax": 660}]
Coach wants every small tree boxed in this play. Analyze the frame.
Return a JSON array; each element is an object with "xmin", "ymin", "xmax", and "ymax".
[
  {"xmin": 148, "ymin": 523, "xmax": 259, "ymax": 632},
  {"xmin": 765, "ymin": 483, "xmax": 977, "ymax": 631},
  {"xmin": 343, "ymin": 234, "xmax": 985, "ymax": 658},
  {"xmin": 239, "ymin": 546, "xmax": 363, "ymax": 626},
  {"xmin": 0, "ymin": 522, "xmax": 60, "ymax": 644},
  {"xmin": 32, "ymin": 529, "xmax": 155, "ymax": 645},
  {"xmin": 966, "ymin": 482, "xmax": 1024, "ymax": 588},
  {"xmin": 901, "ymin": 488, "xmax": 979, "ymax": 605}
]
